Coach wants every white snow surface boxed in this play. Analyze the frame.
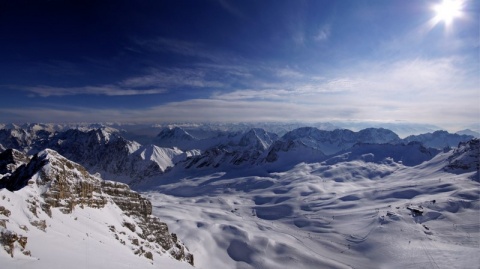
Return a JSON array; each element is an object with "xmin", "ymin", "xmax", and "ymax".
[
  {"xmin": 140, "ymin": 148, "xmax": 480, "ymax": 269},
  {"xmin": 0, "ymin": 149, "xmax": 193, "ymax": 269},
  {"xmin": 1, "ymin": 125, "xmax": 479, "ymax": 269},
  {"xmin": 134, "ymin": 144, "xmax": 185, "ymax": 171},
  {"xmin": 0, "ymin": 189, "xmax": 192, "ymax": 269}
]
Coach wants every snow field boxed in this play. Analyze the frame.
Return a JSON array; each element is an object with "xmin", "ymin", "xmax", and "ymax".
[{"xmin": 143, "ymin": 152, "xmax": 479, "ymax": 269}]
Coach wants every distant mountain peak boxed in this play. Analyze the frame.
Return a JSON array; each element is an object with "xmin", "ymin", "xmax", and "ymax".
[
  {"xmin": 404, "ymin": 130, "xmax": 474, "ymax": 149},
  {"xmin": 157, "ymin": 127, "xmax": 196, "ymax": 140},
  {"xmin": 456, "ymin": 129, "xmax": 480, "ymax": 138},
  {"xmin": 238, "ymin": 128, "xmax": 277, "ymax": 151}
]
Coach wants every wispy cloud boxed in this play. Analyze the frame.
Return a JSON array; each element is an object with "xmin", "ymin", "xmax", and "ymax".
[
  {"xmin": 24, "ymin": 85, "xmax": 166, "ymax": 97},
  {"xmin": 20, "ymin": 65, "xmax": 228, "ymax": 97},
  {"xmin": 133, "ymin": 37, "xmax": 236, "ymax": 64},
  {"xmin": 121, "ymin": 68, "xmax": 226, "ymax": 88},
  {"xmin": 314, "ymin": 24, "xmax": 331, "ymax": 42},
  {"xmin": 215, "ymin": 0, "xmax": 246, "ymax": 19},
  {"xmin": 4, "ymin": 56, "xmax": 476, "ymax": 131},
  {"xmin": 273, "ymin": 67, "xmax": 305, "ymax": 79}
]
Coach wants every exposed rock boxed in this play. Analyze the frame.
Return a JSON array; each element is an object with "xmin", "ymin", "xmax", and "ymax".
[
  {"xmin": 0, "ymin": 149, "xmax": 30, "ymax": 175},
  {"xmin": 0, "ymin": 148, "xmax": 194, "ymax": 265},
  {"xmin": 144, "ymin": 251, "xmax": 153, "ymax": 260},
  {"xmin": 0, "ymin": 230, "xmax": 28, "ymax": 257},
  {"xmin": 102, "ymin": 181, "xmax": 152, "ymax": 217},
  {"xmin": 407, "ymin": 205, "xmax": 424, "ymax": 217},
  {"xmin": 30, "ymin": 220, "xmax": 47, "ymax": 232},
  {"xmin": 444, "ymin": 139, "xmax": 479, "ymax": 181},
  {"xmin": 0, "ymin": 206, "xmax": 11, "ymax": 217}
]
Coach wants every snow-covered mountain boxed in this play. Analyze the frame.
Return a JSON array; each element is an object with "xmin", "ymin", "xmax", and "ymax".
[
  {"xmin": 323, "ymin": 142, "xmax": 440, "ymax": 167},
  {"xmin": 179, "ymin": 128, "xmax": 279, "ymax": 169},
  {"xmin": 154, "ymin": 126, "xmax": 226, "ymax": 151},
  {"xmin": 10, "ymin": 128, "xmax": 188, "ymax": 184},
  {"xmin": 259, "ymin": 139, "xmax": 327, "ymax": 170},
  {"xmin": 1, "ymin": 125, "xmax": 475, "ymax": 182},
  {"xmin": 280, "ymin": 127, "xmax": 400, "ymax": 155},
  {"xmin": 0, "ymin": 127, "xmax": 47, "ymax": 154},
  {"xmin": 0, "ymin": 149, "xmax": 30, "ymax": 176},
  {"xmin": 444, "ymin": 138, "xmax": 479, "ymax": 180},
  {"xmin": 136, "ymin": 139, "xmax": 479, "ymax": 269},
  {"xmin": 157, "ymin": 127, "xmax": 196, "ymax": 142},
  {"xmin": 403, "ymin": 130, "xmax": 474, "ymax": 149},
  {"xmin": 1, "ymin": 123, "xmax": 479, "ymax": 269},
  {"xmin": 332, "ymin": 121, "xmax": 442, "ymax": 138},
  {"xmin": 0, "ymin": 149, "xmax": 193, "ymax": 268}
]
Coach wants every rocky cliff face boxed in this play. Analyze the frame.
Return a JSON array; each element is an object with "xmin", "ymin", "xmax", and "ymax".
[{"xmin": 0, "ymin": 149, "xmax": 193, "ymax": 265}]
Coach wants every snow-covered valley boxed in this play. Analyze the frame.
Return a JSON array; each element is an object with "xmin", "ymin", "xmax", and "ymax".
[{"xmin": 141, "ymin": 149, "xmax": 479, "ymax": 269}]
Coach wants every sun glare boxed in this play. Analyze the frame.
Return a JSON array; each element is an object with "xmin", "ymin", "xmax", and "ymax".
[{"xmin": 433, "ymin": 0, "xmax": 463, "ymax": 25}]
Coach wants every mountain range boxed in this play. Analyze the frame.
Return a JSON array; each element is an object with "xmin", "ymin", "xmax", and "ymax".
[{"xmin": 0, "ymin": 123, "xmax": 478, "ymax": 268}]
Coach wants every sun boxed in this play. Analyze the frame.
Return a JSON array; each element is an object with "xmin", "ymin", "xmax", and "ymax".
[{"xmin": 433, "ymin": 0, "xmax": 464, "ymax": 25}]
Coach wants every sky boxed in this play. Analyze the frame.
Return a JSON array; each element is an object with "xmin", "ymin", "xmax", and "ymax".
[{"xmin": 0, "ymin": 0, "xmax": 478, "ymax": 131}]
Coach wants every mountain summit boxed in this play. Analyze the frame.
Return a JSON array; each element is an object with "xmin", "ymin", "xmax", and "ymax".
[{"xmin": 0, "ymin": 149, "xmax": 193, "ymax": 267}]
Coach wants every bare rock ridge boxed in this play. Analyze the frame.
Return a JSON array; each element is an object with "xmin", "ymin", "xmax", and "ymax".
[{"xmin": 0, "ymin": 148, "xmax": 193, "ymax": 265}]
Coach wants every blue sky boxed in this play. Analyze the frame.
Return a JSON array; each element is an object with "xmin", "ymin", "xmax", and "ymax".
[{"xmin": 0, "ymin": 0, "xmax": 478, "ymax": 131}]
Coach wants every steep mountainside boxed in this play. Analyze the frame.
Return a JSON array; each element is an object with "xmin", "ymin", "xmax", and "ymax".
[
  {"xmin": 47, "ymin": 129, "xmax": 186, "ymax": 183},
  {"xmin": 178, "ymin": 128, "xmax": 278, "ymax": 169},
  {"xmin": 0, "ymin": 149, "xmax": 193, "ymax": 267}
]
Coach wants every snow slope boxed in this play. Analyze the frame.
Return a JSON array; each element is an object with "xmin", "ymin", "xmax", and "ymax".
[
  {"xmin": 0, "ymin": 149, "xmax": 194, "ymax": 268},
  {"xmin": 0, "ymin": 191, "xmax": 193, "ymax": 269},
  {"xmin": 139, "ymin": 143, "xmax": 480, "ymax": 269},
  {"xmin": 1, "ymin": 125, "xmax": 479, "ymax": 269}
]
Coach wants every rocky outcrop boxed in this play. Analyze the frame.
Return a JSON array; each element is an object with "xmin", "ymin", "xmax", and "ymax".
[
  {"xmin": 101, "ymin": 181, "xmax": 152, "ymax": 217},
  {"xmin": 0, "ymin": 230, "xmax": 29, "ymax": 257},
  {"xmin": 444, "ymin": 139, "xmax": 480, "ymax": 181},
  {"xmin": 103, "ymin": 180, "xmax": 193, "ymax": 265},
  {"xmin": 0, "ymin": 148, "xmax": 193, "ymax": 265},
  {"xmin": 0, "ymin": 149, "xmax": 30, "ymax": 175}
]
